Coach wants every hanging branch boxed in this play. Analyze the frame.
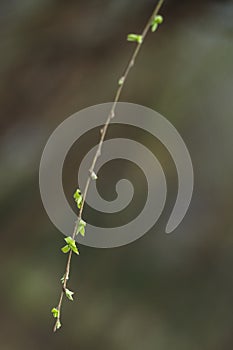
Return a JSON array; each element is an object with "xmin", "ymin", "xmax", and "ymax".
[{"xmin": 51, "ymin": 0, "xmax": 165, "ymax": 332}]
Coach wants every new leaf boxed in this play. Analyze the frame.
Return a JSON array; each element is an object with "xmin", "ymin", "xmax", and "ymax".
[
  {"xmin": 73, "ymin": 189, "xmax": 83, "ymax": 209},
  {"xmin": 65, "ymin": 288, "xmax": 74, "ymax": 301}
]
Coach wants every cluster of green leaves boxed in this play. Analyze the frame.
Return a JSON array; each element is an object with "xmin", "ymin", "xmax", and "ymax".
[
  {"xmin": 51, "ymin": 188, "xmax": 86, "ymax": 330},
  {"xmin": 73, "ymin": 188, "xmax": 88, "ymax": 236},
  {"xmin": 51, "ymin": 308, "xmax": 61, "ymax": 330},
  {"xmin": 51, "ymin": 285, "xmax": 74, "ymax": 329},
  {"xmin": 127, "ymin": 15, "xmax": 163, "ymax": 46},
  {"xmin": 61, "ymin": 236, "xmax": 79, "ymax": 254}
]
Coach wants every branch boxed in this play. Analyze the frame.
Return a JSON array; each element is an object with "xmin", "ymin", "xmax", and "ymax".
[{"xmin": 52, "ymin": 0, "xmax": 165, "ymax": 332}]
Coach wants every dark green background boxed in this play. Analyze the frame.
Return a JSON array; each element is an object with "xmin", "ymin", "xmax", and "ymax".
[{"xmin": 0, "ymin": 0, "xmax": 232, "ymax": 349}]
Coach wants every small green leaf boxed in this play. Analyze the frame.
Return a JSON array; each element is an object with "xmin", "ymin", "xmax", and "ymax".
[
  {"xmin": 79, "ymin": 226, "xmax": 85, "ymax": 236},
  {"xmin": 151, "ymin": 23, "xmax": 158, "ymax": 32},
  {"xmin": 64, "ymin": 236, "xmax": 79, "ymax": 255},
  {"xmin": 73, "ymin": 189, "xmax": 83, "ymax": 209},
  {"xmin": 154, "ymin": 15, "xmax": 163, "ymax": 24},
  {"xmin": 76, "ymin": 219, "xmax": 86, "ymax": 237},
  {"xmin": 51, "ymin": 307, "xmax": 59, "ymax": 318},
  {"xmin": 64, "ymin": 236, "xmax": 75, "ymax": 245},
  {"xmin": 61, "ymin": 245, "xmax": 70, "ymax": 254},
  {"xmin": 71, "ymin": 244, "xmax": 79, "ymax": 255},
  {"xmin": 65, "ymin": 288, "xmax": 74, "ymax": 301},
  {"xmin": 61, "ymin": 273, "xmax": 69, "ymax": 284},
  {"xmin": 151, "ymin": 15, "xmax": 163, "ymax": 32},
  {"xmin": 55, "ymin": 319, "xmax": 62, "ymax": 330},
  {"xmin": 80, "ymin": 219, "xmax": 86, "ymax": 226},
  {"xmin": 127, "ymin": 33, "xmax": 143, "ymax": 44}
]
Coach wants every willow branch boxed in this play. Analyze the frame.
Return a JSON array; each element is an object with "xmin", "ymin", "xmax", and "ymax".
[{"xmin": 53, "ymin": 0, "xmax": 165, "ymax": 332}]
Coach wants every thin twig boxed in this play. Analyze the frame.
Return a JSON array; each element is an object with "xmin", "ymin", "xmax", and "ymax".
[{"xmin": 53, "ymin": 0, "xmax": 165, "ymax": 332}]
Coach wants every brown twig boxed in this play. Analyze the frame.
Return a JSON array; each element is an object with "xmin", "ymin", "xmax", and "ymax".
[{"xmin": 53, "ymin": 0, "xmax": 165, "ymax": 332}]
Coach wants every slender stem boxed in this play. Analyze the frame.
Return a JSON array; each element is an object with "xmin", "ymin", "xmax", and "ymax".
[{"xmin": 53, "ymin": 0, "xmax": 165, "ymax": 332}]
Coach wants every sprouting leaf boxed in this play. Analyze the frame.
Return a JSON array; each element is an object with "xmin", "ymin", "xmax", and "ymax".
[
  {"xmin": 155, "ymin": 15, "xmax": 163, "ymax": 24},
  {"xmin": 65, "ymin": 236, "xmax": 75, "ymax": 245},
  {"xmin": 151, "ymin": 15, "xmax": 163, "ymax": 32},
  {"xmin": 55, "ymin": 319, "xmax": 62, "ymax": 330},
  {"xmin": 76, "ymin": 219, "xmax": 86, "ymax": 237},
  {"xmin": 151, "ymin": 22, "xmax": 158, "ymax": 32},
  {"xmin": 73, "ymin": 189, "xmax": 83, "ymax": 209},
  {"xmin": 127, "ymin": 34, "xmax": 143, "ymax": 44},
  {"xmin": 61, "ymin": 244, "xmax": 70, "ymax": 253},
  {"xmin": 71, "ymin": 244, "xmax": 79, "ymax": 255},
  {"xmin": 65, "ymin": 288, "xmax": 74, "ymax": 301},
  {"xmin": 61, "ymin": 274, "xmax": 69, "ymax": 284},
  {"xmin": 51, "ymin": 307, "xmax": 59, "ymax": 318},
  {"xmin": 73, "ymin": 188, "xmax": 81, "ymax": 199},
  {"xmin": 79, "ymin": 226, "xmax": 85, "ymax": 236},
  {"xmin": 64, "ymin": 236, "xmax": 79, "ymax": 255},
  {"xmin": 90, "ymin": 171, "xmax": 98, "ymax": 180}
]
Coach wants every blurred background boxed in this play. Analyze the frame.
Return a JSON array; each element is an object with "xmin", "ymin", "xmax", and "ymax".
[{"xmin": 0, "ymin": 0, "xmax": 233, "ymax": 349}]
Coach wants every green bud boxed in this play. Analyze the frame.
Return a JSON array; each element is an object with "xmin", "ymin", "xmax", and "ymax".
[
  {"xmin": 118, "ymin": 77, "xmax": 125, "ymax": 85},
  {"xmin": 155, "ymin": 15, "xmax": 163, "ymax": 24},
  {"xmin": 51, "ymin": 307, "xmax": 59, "ymax": 318},
  {"xmin": 65, "ymin": 288, "xmax": 74, "ymax": 301},
  {"xmin": 151, "ymin": 15, "xmax": 163, "ymax": 32},
  {"xmin": 127, "ymin": 34, "xmax": 143, "ymax": 44}
]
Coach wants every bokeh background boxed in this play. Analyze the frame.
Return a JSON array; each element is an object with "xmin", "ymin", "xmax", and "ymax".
[{"xmin": 0, "ymin": 0, "xmax": 233, "ymax": 349}]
